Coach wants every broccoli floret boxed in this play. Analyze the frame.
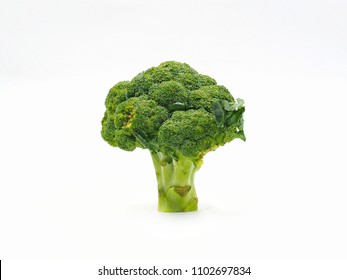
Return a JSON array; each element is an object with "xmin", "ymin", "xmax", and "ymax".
[
  {"xmin": 105, "ymin": 81, "xmax": 131, "ymax": 113},
  {"xmin": 197, "ymin": 74, "xmax": 217, "ymax": 87},
  {"xmin": 158, "ymin": 109, "xmax": 220, "ymax": 161},
  {"xmin": 101, "ymin": 61, "xmax": 246, "ymax": 212},
  {"xmin": 189, "ymin": 85, "xmax": 234, "ymax": 112},
  {"xmin": 128, "ymin": 67, "xmax": 173, "ymax": 97},
  {"xmin": 149, "ymin": 81, "xmax": 189, "ymax": 108},
  {"xmin": 113, "ymin": 96, "xmax": 169, "ymax": 150}
]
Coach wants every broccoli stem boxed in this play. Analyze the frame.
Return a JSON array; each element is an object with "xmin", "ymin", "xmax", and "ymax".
[{"xmin": 151, "ymin": 152, "xmax": 199, "ymax": 212}]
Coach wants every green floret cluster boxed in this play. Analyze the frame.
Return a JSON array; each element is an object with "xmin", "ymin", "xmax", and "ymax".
[{"xmin": 101, "ymin": 61, "xmax": 245, "ymax": 212}]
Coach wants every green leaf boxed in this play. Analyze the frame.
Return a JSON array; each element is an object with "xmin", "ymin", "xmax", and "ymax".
[
  {"xmin": 148, "ymin": 140, "xmax": 159, "ymax": 152},
  {"xmin": 221, "ymin": 100, "xmax": 232, "ymax": 111},
  {"xmin": 133, "ymin": 131, "xmax": 149, "ymax": 149},
  {"xmin": 222, "ymin": 98, "xmax": 245, "ymax": 111},
  {"xmin": 133, "ymin": 130, "xmax": 159, "ymax": 152},
  {"xmin": 225, "ymin": 107, "xmax": 245, "ymax": 127},
  {"xmin": 212, "ymin": 101, "xmax": 225, "ymax": 127},
  {"xmin": 231, "ymin": 98, "xmax": 245, "ymax": 111},
  {"xmin": 168, "ymin": 102, "xmax": 187, "ymax": 111},
  {"xmin": 236, "ymin": 130, "xmax": 246, "ymax": 141}
]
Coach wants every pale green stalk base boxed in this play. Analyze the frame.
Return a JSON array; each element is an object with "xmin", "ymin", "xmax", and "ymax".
[{"xmin": 151, "ymin": 152, "xmax": 199, "ymax": 212}]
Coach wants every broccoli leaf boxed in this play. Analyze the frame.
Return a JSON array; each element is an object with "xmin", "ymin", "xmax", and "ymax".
[
  {"xmin": 212, "ymin": 101, "xmax": 225, "ymax": 127},
  {"xmin": 133, "ymin": 130, "xmax": 159, "ymax": 152},
  {"xmin": 225, "ymin": 107, "xmax": 245, "ymax": 126},
  {"xmin": 168, "ymin": 102, "xmax": 187, "ymax": 112},
  {"xmin": 133, "ymin": 130, "xmax": 149, "ymax": 149},
  {"xmin": 222, "ymin": 98, "xmax": 244, "ymax": 111}
]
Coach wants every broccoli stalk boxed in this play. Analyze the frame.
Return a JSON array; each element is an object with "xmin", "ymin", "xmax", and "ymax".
[
  {"xmin": 101, "ymin": 61, "xmax": 246, "ymax": 212},
  {"xmin": 151, "ymin": 152, "xmax": 199, "ymax": 212}
]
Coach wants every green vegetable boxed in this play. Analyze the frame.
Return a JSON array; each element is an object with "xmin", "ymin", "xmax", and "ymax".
[{"xmin": 101, "ymin": 61, "xmax": 246, "ymax": 212}]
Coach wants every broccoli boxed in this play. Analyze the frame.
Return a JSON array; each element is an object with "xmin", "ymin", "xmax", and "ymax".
[{"xmin": 101, "ymin": 61, "xmax": 246, "ymax": 212}]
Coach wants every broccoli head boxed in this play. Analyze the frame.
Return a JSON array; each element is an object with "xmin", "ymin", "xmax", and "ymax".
[{"xmin": 101, "ymin": 61, "xmax": 245, "ymax": 212}]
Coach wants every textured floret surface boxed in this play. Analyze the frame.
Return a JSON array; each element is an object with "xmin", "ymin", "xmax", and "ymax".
[{"xmin": 101, "ymin": 61, "xmax": 245, "ymax": 162}]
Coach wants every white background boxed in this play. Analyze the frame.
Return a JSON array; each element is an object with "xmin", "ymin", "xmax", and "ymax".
[{"xmin": 1, "ymin": 0, "xmax": 346, "ymax": 271}]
